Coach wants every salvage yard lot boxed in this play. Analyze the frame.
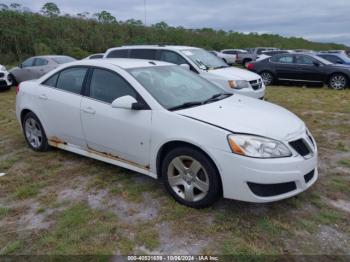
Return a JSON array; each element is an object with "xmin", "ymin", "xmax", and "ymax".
[{"xmin": 0, "ymin": 86, "xmax": 349, "ymax": 256}]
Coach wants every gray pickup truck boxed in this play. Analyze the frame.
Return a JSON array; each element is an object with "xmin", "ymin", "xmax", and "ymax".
[{"xmin": 238, "ymin": 47, "xmax": 279, "ymax": 67}]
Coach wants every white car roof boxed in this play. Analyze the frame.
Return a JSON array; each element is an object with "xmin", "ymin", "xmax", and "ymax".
[
  {"xmin": 107, "ymin": 45, "xmax": 200, "ymax": 52},
  {"xmin": 66, "ymin": 58, "xmax": 174, "ymax": 69}
]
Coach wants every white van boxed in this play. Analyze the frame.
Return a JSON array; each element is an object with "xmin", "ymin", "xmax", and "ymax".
[{"xmin": 103, "ymin": 45, "xmax": 265, "ymax": 99}]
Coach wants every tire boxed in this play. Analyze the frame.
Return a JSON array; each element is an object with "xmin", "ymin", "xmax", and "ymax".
[
  {"xmin": 329, "ymin": 74, "xmax": 348, "ymax": 90},
  {"xmin": 260, "ymin": 71, "xmax": 274, "ymax": 86},
  {"xmin": 161, "ymin": 146, "xmax": 221, "ymax": 208},
  {"xmin": 8, "ymin": 74, "xmax": 17, "ymax": 87},
  {"xmin": 22, "ymin": 112, "xmax": 49, "ymax": 152}
]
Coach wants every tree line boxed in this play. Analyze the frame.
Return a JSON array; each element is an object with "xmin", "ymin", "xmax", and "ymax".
[{"xmin": 0, "ymin": 2, "xmax": 348, "ymax": 65}]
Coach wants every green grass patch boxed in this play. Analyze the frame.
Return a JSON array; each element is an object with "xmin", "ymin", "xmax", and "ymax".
[
  {"xmin": 338, "ymin": 159, "xmax": 350, "ymax": 167},
  {"xmin": 0, "ymin": 240, "xmax": 23, "ymax": 255},
  {"xmin": 14, "ymin": 184, "xmax": 40, "ymax": 199}
]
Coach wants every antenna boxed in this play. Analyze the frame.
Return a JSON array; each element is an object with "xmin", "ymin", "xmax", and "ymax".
[{"xmin": 144, "ymin": 0, "xmax": 147, "ymax": 26}]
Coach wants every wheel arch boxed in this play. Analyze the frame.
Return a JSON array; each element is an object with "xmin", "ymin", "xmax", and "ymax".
[{"xmin": 156, "ymin": 140, "xmax": 223, "ymax": 190}]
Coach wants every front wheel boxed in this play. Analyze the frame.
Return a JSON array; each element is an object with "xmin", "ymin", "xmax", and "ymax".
[
  {"xmin": 261, "ymin": 71, "xmax": 274, "ymax": 86},
  {"xmin": 329, "ymin": 74, "xmax": 347, "ymax": 90},
  {"xmin": 161, "ymin": 147, "xmax": 221, "ymax": 208}
]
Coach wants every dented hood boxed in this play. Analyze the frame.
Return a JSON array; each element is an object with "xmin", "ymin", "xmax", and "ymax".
[{"xmin": 177, "ymin": 95, "xmax": 306, "ymax": 141}]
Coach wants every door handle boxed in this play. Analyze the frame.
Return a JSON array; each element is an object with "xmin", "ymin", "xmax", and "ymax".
[
  {"xmin": 38, "ymin": 94, "xmax": 48, "ymax": 100},
  {"xmin": 82, "ymin": 107, "xmax": 96, "ymax": 115}
]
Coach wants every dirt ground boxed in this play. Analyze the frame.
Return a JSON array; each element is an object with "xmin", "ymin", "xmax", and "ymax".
[{"xmin": 0, "ymin": 86, "xmax": 349, "ymax": 257}]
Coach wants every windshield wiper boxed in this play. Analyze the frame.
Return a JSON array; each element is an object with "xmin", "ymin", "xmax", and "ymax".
[
  {"xmin": 202, "ymin": 93, "xmax": 232, "ymax": 104},
  {"xmin": 168, "ymin": 101, "xmax": 204, "ymax": 111}
]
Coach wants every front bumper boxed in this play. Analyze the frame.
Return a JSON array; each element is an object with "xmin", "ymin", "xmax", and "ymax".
[
  {"xmin": 233, "ymin": 83, "xmax": 266, "ymax": 99},
  {"xmin": 0, "ymin": 73, "xmax": 12, "ymax": 89},
  {"xmin": 211, "ymin": 138, "xmax": 318, "ymax": 203}
]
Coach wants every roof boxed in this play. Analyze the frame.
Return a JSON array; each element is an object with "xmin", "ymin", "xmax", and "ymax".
[
  {"xmin": 34, "ymin": 55, "xmax": 73, "ymax": 59},
  {"xmin": 69, "ymin": 58, "xmax": 174, "ymax": 69},
  {"xmin": 108, "ymin": 45, "xmax": 200, "ymax": 51}
]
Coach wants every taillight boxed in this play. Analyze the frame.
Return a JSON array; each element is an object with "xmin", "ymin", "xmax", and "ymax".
[
  {"xmin": 16, "ymin": 84, "xmax": 20, "ymax": 95},
  {"xmin": 247, "ymin": 63, "xmax": 254, "ymax": 70}
]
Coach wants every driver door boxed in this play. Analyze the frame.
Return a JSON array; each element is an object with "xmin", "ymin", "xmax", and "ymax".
[{"xmin": 80, "ymin": 68, "xmax": 152, "ymax": 167}]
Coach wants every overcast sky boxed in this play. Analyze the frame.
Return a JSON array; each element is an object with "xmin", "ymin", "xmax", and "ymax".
[{"xmin": 3, "ymin": 0, "xmax": 350, "ymax": 46}]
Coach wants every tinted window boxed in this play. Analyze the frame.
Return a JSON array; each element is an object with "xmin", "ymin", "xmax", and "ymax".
[
  {"xmin": 107, "ymin": 49, "xmax": 129, "ymax": 58},
  {"xmin": 56, "ymin": 67, "xmax": 88, "ymax": 94},
  {"xmin": 159, "ymin": 50, "xmax": 188, "ymax": 65},
  {"xmin": 223, "ymin": 51, "xmax": 236, "ymax": 54},
  {"xmin": 89, "ymin": 69, "xmax": 136, "ymax": 103},
  {"xmin": 52, "ymin": 56, "xmax": 76, "ymax": 64},
  {"xmin": 256, "ymin": 48, "xmax": 266, "ymax": 55},
  {"xmin": 319, "ymin": 55, "xmax": 342, "ymax": 64},
  {"xmin": 130, "ymin": 49, "xmax": 156, "ymax": 60},
  {"xmin": 42, "ymin": 73, "xmax": 59, "ymax": 87},
  {"xmin": 34, "ymin": 58, "xmax": 48, "ymax": 66},
  {"xmin": 271, "ymin": 54, "xmax": 294, "ymax": 64},
  {"xmin": 21, "ymin": 57, "xmax": 35, "ymax": 68},
  {"xmin": 296, "ymin": 55, "xmax": 315, "ymax": 65}
]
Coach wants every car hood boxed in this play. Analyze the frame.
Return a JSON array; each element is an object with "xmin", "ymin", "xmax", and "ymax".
[
  {"xmin": 208, "ymin": 67, "xmax": 260, "ymax": 81},
  {"xmin": 177, "ymin": 95, "xmax": 306, "ymax": 141}
]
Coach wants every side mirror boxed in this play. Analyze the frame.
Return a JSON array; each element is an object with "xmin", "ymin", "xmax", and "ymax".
[
  {"xmin": 313, "ymin": 61, "xmax": 320, "ymax": 67},
  {"xmin": 111, "ymin": 95, "xmax": 146, "ymax": 110},
  {"xmin": 180, "ymin": 64, "xmax": 190, "ymax": 70}
]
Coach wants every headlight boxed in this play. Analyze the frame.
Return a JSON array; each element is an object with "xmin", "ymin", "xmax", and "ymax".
[
  {"xmin": 227, "ymin": 134, "xmax": 292, "ymax": 158},
  {"xmin": 228, "ymin": 80, "xmax": 249, "ymax": 89}
]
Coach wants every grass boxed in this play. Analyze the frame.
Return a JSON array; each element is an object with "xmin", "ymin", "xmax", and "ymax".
[{"xmin": 0, "ymin": 86, "xmax": 350, "ymax": 255}]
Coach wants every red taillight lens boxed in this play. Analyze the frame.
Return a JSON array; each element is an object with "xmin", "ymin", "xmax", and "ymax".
[
  {"xmin": 247, "ymin": 63, "xmax": 254, "ymax": 70},
  {"xmin": 16, "ymin": 84, "xmax": 20, "ymax": 95}
]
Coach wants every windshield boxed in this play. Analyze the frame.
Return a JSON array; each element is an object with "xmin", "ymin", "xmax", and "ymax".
[
  {"xmin": 128, "ymin": 65, "xmax": 228, "ymax": 110},
  {"xmin": 52, "ymin": 56, "xmax": 76, "ymax": 64},
  {"xmin": 314, "ymin": 56, "xmax": 333, "ymax": 65},
  {"xmin": 181, "ymin": 49, "xmax": 228, "ymax": 70}
]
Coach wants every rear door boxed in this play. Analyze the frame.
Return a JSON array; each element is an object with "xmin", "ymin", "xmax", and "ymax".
[
  {"xmin": 38, "ymin": 66, "xmax": 89, "ymax": 147},
  {"xmin": 31, "ymin": 58, "xmax": 50, "ymax": 78},
  {"xmin": 271, "ymin": 54, "xmax": 297, "ymax": 79},
  {"xmin": 80, "ymin": 67, "xmax": 152, "ymax": 167}
]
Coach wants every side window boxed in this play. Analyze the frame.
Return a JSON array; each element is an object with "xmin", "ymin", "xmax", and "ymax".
[
  {"xmin": 223, "ymin": 51, "xmax": 234, "ymax": 54},
  {"xmin": 256, "ymin": 49, "xmax": 265, "ymax": 55},
  {"xmin": 158, "ymin": 50, "xmax": 188, "ymax": 65},
  {"xmin": 21, "ymin": 57, "xmax": 35, "ymax": 68},
  {"xmin": 89, "ymin": 69, "xmax": 137, "ymax": 104},
  {"xmin": 34, "ymin": 58, "xmax": 48, "ymax": 66},
  {"xmin": 271, "ymin": 55, "xmax": 294, "ymax": 64},
  {"xmin": 42, "ymin": 73, "xmax": 59, "ymax": 87},
  {"xmin": 89, "ymin": 54, "xmax": 103, "ymax": 59},
  {"xmin": 130, "ymin": 49, "xmax": 156, "ymax": 60},
  {"xmin": 56, "ymin": 67, "xmax": 88, "ymax": 94},
  {"xmin": 107, "ymin": 49, "xmax": 129, "ymax": 58},
  {"xmin": 296, "ymin": 55, "xmax": 315, "ymax": 65}
]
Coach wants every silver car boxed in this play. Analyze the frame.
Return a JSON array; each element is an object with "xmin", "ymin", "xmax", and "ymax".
[{"xmin": 9, "ymin": 55, "xmax": 76, "ymax": 84}]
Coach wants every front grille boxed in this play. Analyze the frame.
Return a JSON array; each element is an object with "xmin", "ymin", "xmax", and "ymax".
[
  {"xmin": 304, "ymin": 170, "xmax": 315, "ymax": 183},
  {"xmin": 0, "ymin": 73, "xmax": 4, "ymax": 78},
  {"xmin": 289, "ymin": 139, "xmax": 311, "ymax": 157},
  {"xmin": 250, "ymin": 79, "xmax": 263, "ymax": 90},
  {"xmin": 247, "ymin": 181, "xmax": 297, "ymax": 197}
]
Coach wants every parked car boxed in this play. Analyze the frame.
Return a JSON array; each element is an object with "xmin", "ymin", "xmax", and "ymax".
[
  {"xmin": 256, "ymin": 50, "xmax": 293, "ymax": 62},
  {"xmin": 0, "ymin": 64, "xmax": 13, "ymax": 90},
  {"xmin": 9, "ymin": 55, "xmax": 76, "ymax": 84},
  {"xmin": 247, "ymin": 53, "xmax": 350, "ymax": 89},
  {"xmin": 104, "ymin": 45, "xmax": 265, "ymax": 99},
  {"xmin": 317, "ymin": 53, "xmax": 350, "ymax": 65},
  {"xmin": 16, "ymin": 58, "xmax": 318, "ymax": 207},
  {"xmin": 238, "ymin": 47, "xmax": 280, "ymax": 67},
  {"xmin": 84, "ymin": 53, "xmax": 104, "ymax": 59},
  {"xmin": 216, "ymin": 49, "xmax": 241, "ymax": 64}
]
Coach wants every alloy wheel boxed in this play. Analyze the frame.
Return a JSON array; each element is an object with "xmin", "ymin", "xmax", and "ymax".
[
  {"xmin": 330, "ymin": 75, "xmax": 346, "ymax": 90},
  {"xmin": 24, "ymin": 117, "xmax": 43, "ymax": 149},
  {"xmin": 261, "ymin": 72, "xmax": 273, "ymax": 86},
  {"xmin": 167, "ymin": 155, "xmax": 209, "ymax": 202}
]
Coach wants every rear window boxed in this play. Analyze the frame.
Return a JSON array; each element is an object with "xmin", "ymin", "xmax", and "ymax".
[
  {"xmin": 130, "ymin": 49, "xmax": 157, "ymax": 60},
  {"xmin": 106, "ymin": 49, "xmax": 129, "ymax": 58},
  {"xmin": 52, "ymin": 56, "xmax": 76, "ymax": 64}
]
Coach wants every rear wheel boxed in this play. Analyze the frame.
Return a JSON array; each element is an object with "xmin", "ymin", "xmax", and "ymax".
[
  {"xmin": 162, "ymin": 146, "xmax": 221, "ymax": 208},
  {"xmin": 22, "ymin": 112, "xmax": 49, "ymax": 152},
  {"xmin": 261, "ymin": 71, "xmax": 274, "ymax": 86},
  {"xmin": 329, "ymin": 74, "xmax": 347, "ymax": 90}
]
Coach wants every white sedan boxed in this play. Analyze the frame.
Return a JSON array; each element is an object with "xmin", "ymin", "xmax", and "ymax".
[
  {"xmin": 16, "ymin": 59, "xmax": 318, "ymax": 208},
  {"xmin": 0, "ymin": 64, "xmax": 13, "ymax": 90}
]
